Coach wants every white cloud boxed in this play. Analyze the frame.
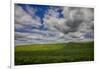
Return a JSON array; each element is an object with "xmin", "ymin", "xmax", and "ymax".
[
  {"xmin": 43, "ymin": 6, "xmax": 94, "ymax": 41},
  {"xmin": 15, "ymin": 5, "xmax": 42, "ymax": 29},
  {"xmin": 15, "ymin": 5, "xmax": 94, "ymax": 45}
]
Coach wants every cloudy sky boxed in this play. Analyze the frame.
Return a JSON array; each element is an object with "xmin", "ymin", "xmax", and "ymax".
[{"xmin": 15, "ymin": 4, "xmax": 94, "ymax": 45}]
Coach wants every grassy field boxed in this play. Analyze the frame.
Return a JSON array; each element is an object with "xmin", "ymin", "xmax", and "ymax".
[{"xmin": 15, "ymin": 41, "xmax": 94, "ymax": 65}]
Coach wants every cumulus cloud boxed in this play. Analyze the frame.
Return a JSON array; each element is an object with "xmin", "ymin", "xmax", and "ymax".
[
  {"xmin": 15, "ymin": 5, "xmax": 42, "ymax": 30},
  {"xmin": 15, "ymin": 4, "xmax": 94, "ymax": 45},
  {"xmin": 43, "ymin": 6, "xmax": 94, "ymax": 39}
]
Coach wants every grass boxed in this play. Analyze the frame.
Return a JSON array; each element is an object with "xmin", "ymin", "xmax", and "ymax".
[{"xmin": 15, "ymin": 41, "xmax": 94, "ymax": 65}]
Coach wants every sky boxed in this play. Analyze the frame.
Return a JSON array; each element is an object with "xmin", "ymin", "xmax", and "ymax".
[{"xmin": 15, "ymin": 3, "xmax": 94, "ymax": 45}]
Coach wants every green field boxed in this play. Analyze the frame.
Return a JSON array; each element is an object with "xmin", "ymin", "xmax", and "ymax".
[{"xmin": 15, "ymin": 41, "xmax": 94, "ymax": 65}]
